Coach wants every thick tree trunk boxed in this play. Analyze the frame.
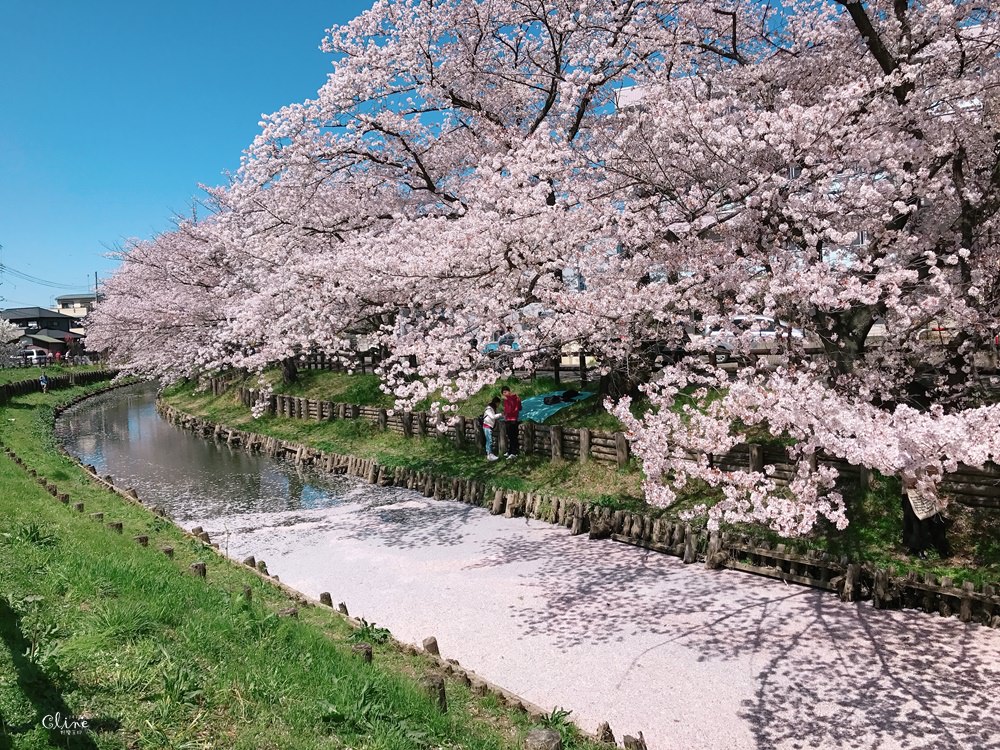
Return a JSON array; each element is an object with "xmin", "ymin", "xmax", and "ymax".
[
  {"xmin": 819, "ymin": 308, "xmax": 876, "ymax": 378},
  {"xmin": 599, "ymin": 363, "xmax": 641, "ymax": 401},
  {"xmin": 280, "ymin": 357, "xmax": 299, "ymax": 385}
]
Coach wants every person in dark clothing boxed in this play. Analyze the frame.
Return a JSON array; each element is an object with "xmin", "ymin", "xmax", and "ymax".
[
  {"xmin": 501, "ymin": 386, "xmax": 522, "ymax": 459},
  {"xmin": 901, "ymin": 476, "xmax": 952, "ymax": 558}
]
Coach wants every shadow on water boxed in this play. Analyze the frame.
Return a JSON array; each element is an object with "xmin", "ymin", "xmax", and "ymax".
[{"xmin": 314, "ymin": 488, "xmax": 480, "ymax": 550}]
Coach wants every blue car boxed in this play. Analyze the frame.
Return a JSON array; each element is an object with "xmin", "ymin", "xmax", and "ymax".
[{"xmin": 482, "ymin": 334, "xmax": 520, "ymax": 354}]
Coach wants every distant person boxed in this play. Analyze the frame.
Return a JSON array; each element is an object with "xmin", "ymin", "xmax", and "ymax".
[
  {"xmin": 902, "ymin": 472, "xmax": 952, "ymax": 558},
  {"xmin": 501, "ymin": 385, "xmax": 522, "ymax": 459},
  {"xmin": 39, "ymin": 373, "xmax": 49, "ymax": 394},
  {"xmin": 483, "ymin": 397, "xmax": 502, "ymax": 461}
]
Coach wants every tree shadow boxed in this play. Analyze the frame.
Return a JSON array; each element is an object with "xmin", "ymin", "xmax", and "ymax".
[
  {"xmin": 468, "ymin": 531, "xmax": 1000, "ymax": 749},
  {"xmin": 0, "ymin": 709, "xmax": 13, "ymax": 750},
  {"xmin": 0, "ymin": 598, "xmax": 99, "ymax": 749}
]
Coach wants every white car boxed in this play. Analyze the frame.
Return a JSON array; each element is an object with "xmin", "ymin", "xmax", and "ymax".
[{"xmin": 696, "ymin": 315, "xmax": 805, "ymax": 362}]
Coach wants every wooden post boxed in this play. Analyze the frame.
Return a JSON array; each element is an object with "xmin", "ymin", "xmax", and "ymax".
[
  {"xmin": 550, "ymin": 425, "xmax": 563, "ymax": 460},
  {"xmin": 352, "ymin": 643, "xmax": 373, "ymax": 663},
  {"xmin": 401, "ymin": 412, "xmax": 413, "ymax": 438},
  {"xmin": 455, "ymin": 416, "xmax": 466, "ymax": 448},
  {"xmin": 474, "ymin": 418, "xmax": 485, "ymax": 452},
  {"xmin": 553, "ymin": 355, "xmax": 561, "ymax": 385},
  {"xmin": 417, "ymin": 412, "xmax": 428, "ymax": 437},
  {"xmin": 579, "ymin": 350, "xmax": 587, "ymax": 383},
  {"xmin": 420, "ymin": 673, "xmax": 448, "ymax": 713},
  {"xmin": 748, "ymin": 444, "xmax": 764, "ymax": 473},
  {"xmin": 858, "ymin": 466, "xmax": 872, "ymax": 494},
  {"xmin": 579, "ymin": 428, "xmax": 591, "ymax": 462},
  {"xmin": 378, "ymin": 408, "xmax": 388, "ymax": 430},
  {"xmin": 522, "ymin": 422, "xmax": 535, "ymax": 456},
  {"xmin": 614, "ymin": 432, "xmax": 630, "ymax": 468},
  {"xmin": 496, "ymin": 422, "xmax": 509, "ymax": 456}
]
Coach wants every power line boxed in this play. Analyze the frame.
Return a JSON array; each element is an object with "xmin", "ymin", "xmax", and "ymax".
[{"xmin": 0, "ymin": 263, "xmax": 92, "ymax": 291}]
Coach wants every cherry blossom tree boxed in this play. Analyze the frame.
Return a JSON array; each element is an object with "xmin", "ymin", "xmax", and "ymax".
[
  {"xmin": 90, "ymin": 0, "xmax": 1000, "ymax": 534},
  {"xmin": 0, "ymin": 317, "xmax": 20, "ymax": 361},
  {"xmin": 604, "ymin": 0, "xmax": 1000, "ymax": 533}
]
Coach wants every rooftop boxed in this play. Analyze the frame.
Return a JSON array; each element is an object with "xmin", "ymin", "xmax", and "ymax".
[{"xmin": 1, "ymin": 307, "xmax": 76, "ymax": 321}]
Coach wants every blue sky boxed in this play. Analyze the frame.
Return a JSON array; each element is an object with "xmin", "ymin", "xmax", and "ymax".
[{"xmin": 0, "ymin": 0, "xmax": 372, "ymax": 308}]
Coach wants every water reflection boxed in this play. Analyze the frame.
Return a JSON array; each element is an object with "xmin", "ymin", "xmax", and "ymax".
[{"xmin": 55, "ymin": 383, "xmax": 361, "ymax": 521}]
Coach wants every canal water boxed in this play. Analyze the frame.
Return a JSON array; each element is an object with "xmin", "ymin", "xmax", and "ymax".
[
  {"xmin": 55, "ymin": 382, "xmax": 395, "ymax": 522},
  {"xmin": 55, "ymin": 384, "xmax": 1000, "ymax": 750}
]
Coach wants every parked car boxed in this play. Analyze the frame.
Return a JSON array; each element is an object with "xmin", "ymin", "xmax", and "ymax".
[
  {"xmin": 694, "ymin": 315, "xmax": 805, "ymax": 362},
  {"xmin": 16, "ymin": 348, "xmax": 51, "ymax": 366}
]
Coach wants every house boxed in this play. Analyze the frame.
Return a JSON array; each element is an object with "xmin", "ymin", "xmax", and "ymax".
[
  {"xmin": 0, "ymin": 307, "xmax": 84, "ymax": 357},
  {"xmin": 55, "ymin": 293, "xmax": 98, "ymax": 334}
]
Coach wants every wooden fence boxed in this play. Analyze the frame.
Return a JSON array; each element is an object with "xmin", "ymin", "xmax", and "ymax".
[
  {"xmin": 295, "ymin": 349, "xmax": 598, "ymax": 385},
  {"xmin": 156, "ymin": 399, "xmax": 1000, "ymax": 628},
  {"xmin": 0, "ymin": 369, "xmax": 116, "ymax": 405},
  {"xmin": 227, "ymin": 383, "xmax": 1000, "ymax": 509}
]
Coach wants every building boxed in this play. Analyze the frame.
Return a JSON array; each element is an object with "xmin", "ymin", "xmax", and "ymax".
[
  {"xmin": 55, "ymin": 293, "xmax": 98, "ymax": 319},
  {"xmin": 55, "ymin": 293, "xmax": 97, "ymax": 335},
  {"xmin": 0, "ymin": 307, "xmax": 84, "ymax": 358}
]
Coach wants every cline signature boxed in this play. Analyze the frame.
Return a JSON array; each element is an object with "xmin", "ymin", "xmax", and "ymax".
[{"xmin": 42, "ymin": 713, "xmax": 90, "ymax": 732}]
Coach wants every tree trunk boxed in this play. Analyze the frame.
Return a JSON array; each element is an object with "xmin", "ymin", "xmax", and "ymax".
[
  {"xmin": 598, "ymin": 363, "xmax": 641, "ymax": 401},
  {"xmin": 280, "ymin": 357, "xmax": 299, "ymax": 385}
]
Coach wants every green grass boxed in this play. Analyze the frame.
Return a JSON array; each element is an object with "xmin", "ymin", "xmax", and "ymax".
[
  {"xmin": 0, "ymin": 383, "xmax": 605, "ymax": 749},
  {"xmin": 0, "ymin": 365, "xmax": 102, "ymax": 386},
  {"xmin": 233, "ymin": 370, "xmax": 394, "ymax": 407}
]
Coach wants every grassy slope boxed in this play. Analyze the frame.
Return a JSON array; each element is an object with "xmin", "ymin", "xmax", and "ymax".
[
  {"xmin": 170, "ymin": 376, "xmax": 1000, "ymax": 585},
  {"xmin": 0, "ymin": 366, "xmax": 102, "ymax": 386},
  {"xmin": 164, "ymin": 381, "xmax": 646, "ymax": 506},
  {"xmin": 0, "ymin": 385, "xmax": 598, "ymax": 749},
  {"xmin": 241, "ymin": 369, "xmax": 632, "ymax": 430}
]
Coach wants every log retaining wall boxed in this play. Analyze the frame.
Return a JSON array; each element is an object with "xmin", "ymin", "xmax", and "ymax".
[
  {"xmin": 159, "ymin": 399, "xmax": 1000, "ymax": 630},
  {"xmin": 229, "ymin": 382, "xmax": 1000, "ymax": 508}
]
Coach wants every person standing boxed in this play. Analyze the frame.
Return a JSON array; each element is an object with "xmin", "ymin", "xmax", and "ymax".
[
  {"xmin": 483, "ymin": 397, "xmax": 502, "ymax": 461},
  {"xmin": 39, "ymin": 373, "xmax": 49, "ymax": 393},
  {"xmin": 501, "ymin": 385, "xmax": 522, "ymax": 459}
]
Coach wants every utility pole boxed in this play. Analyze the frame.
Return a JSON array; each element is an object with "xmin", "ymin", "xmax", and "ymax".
[{"xmin": 94, "ymin": 271, "xmax": 99, "ymax": 303}]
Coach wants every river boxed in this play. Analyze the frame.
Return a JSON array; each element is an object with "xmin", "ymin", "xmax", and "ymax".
[{"xmin": 56, "ymin": 384, "xmax": 1000, "ymax": 750}]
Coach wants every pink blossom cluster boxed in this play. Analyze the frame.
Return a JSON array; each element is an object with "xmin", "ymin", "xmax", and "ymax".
[{"xmin": 88, "ymin": 0, "xmax": 1000, "ymax": 532}]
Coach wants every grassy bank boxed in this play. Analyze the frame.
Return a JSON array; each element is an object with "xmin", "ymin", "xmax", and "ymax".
[
  {"xmin": 0, "ymin": 365, "xmax": 103, "ymax": 386},
  {"xmin": 0, "ymin": 384, "xmax": 601, "ymax": 749},
  {"xmin": 237, "ymin": 369, "xmax": 637, "ymax": 431},
  {"xmin": 164, "ymin": 380, "xmax": 649, "ymax": 507},
  {"xmin": 164, "ymin": 378, "xmax": 1000, "ymax": 586}
]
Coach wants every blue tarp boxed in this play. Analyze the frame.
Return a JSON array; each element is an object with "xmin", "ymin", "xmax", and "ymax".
[{"xmin": 519, "ymin": 390, "xmax": 594, "ymax": 423}]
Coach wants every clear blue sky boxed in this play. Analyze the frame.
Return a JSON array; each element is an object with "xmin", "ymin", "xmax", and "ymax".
[{"xmin": 0, "ymin": 0, "xmax": 372, "ymax": 309}]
